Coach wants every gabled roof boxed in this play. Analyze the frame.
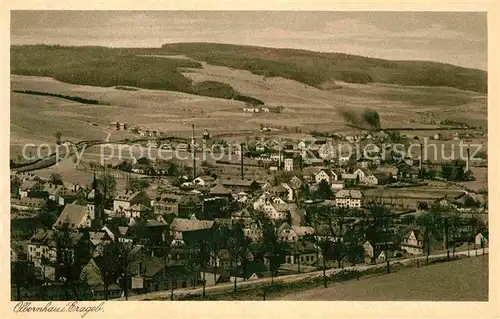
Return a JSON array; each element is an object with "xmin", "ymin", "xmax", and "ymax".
[
  {"xmin": 272, "ymin": 202, "xmax": 290, "ymax": 212},
  {"xmin": 20, "ymin": 180, "xmax": 39, "ymax": 191},
  {"xmin": 291, "ymin": 226, "xmax": 315, "ymax": 237},
  {"xmin": 89, "ymin": 231, "xmax": 107, "ymax": 246},
  {"xmin": 195, "ymin": 175, "xmax": 216, "ymax": 182},
  {"xmin": 54, "ymin": 204, "xmax": 87, "ymax": 229},
  {"xmin": 29, "ymin": 229, "xmax": 56, "ymax": 247},
  {"xmin": 233, "ymin": 209, "xmax": 252, "ymax": 218},
  {"xmin": 217, "ymin": 178, "xmax": 258, "ymax": 187},
  {"xmin": 170, "ymin": 218, "xmax": 214, "ymax": 232},
  {"xmin": 341, "ymin": 173, "xmax": 357, "ymax": 180},
  {"xmin": 335, "ymin": 189, "xmax": 363, "ymax": 199},
  {"xmin": 403, "ymin": 229, "xmax": 424, "ymax": 242},
  {"xmin": 209, "ymin": 184, "xmax": 231, "ymax": 195},
  {"xmin": 118, "ymin": 226, "xmax": 130, "ymax": 236},
  {"xmin": 146, "ymin": 219, "xmax": 167, "ymax": 227},
  {"xmin": 30, "ymin": 228, "xmax": 83, "ymax": 247},
  {"xmin": 277, "ymin": 222, "xmax": 291, "ymax": 233},
  {"xmin": 42, "ymin": 183, "xmax": 63, "ymax": 195},
  {"xmin": 114, "ymin": 190, "xmax": 140, "ymax": 202},
  {"xmin": 129, "ymin": 256, "xmax": 165, "ymax": 278}
]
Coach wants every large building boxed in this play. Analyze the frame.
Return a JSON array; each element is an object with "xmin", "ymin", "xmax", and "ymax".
[{"xmin": 335, "ymin": 190, "xmax": 363, "ymax": 208}]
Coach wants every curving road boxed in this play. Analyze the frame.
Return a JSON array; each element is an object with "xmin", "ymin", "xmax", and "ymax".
[{"xmin": 120, "ymin": 248, "xmax": 488, "ymax": 301}]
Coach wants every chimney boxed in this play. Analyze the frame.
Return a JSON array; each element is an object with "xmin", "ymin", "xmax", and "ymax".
[{"xmin": 466, "ymin": 147, "xmax": 470, "ymax": 172}]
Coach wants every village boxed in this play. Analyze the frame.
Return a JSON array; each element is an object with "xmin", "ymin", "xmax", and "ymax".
[{"xmin": 10, "ymin": 125, "xmax": 489, "ymax": 301}]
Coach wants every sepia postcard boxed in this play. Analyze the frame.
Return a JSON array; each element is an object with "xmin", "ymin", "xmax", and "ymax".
[{"xmin": 1, "ymin": 2, "xmax": 499, "ymax": 318}]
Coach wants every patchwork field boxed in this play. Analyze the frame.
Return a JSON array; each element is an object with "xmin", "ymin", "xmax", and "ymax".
[{"xmin": 10, "ymin": 46, "xmax": 487, "ymax": 163}]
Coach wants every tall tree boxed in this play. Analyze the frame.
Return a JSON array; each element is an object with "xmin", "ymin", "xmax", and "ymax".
[
  {"xmin": 416, "ymin": 208, "xmax": 443, "ymax": 265},
  {"xmin": 228, "ymin": 223, "xmax": 250, "ymax": 292},
  {"xmin": 39, "ymin": 199, "xmax": 61, "ymax": 229},
  {"xmin": 210, "ymin": 224, "xmax": 229, "ymax": 286},
  {"xmin": 11, "ymin": 176, "xmax": 21, "ymax": 198},
  {"xmin": 54, "ymin": 224, "xmax": 81, "ymax": 300},
  {"xmin": 364, "ymin": 200, "xmax": 394, "ymax": 273},
  {"xmin": 96, "ymin": 172, "xmax": 117, "ymax": 207},
  {"xmin": 261, "ymin": 221, "xmax": 286, "ymax": 284},
  {"xmin": 49, "ymin": 173, "xmax": 64, "ymax": 185}
]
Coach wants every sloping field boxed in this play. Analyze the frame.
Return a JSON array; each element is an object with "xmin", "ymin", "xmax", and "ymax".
[
  {"xmin": 277, "ymin": 255, "xmax": 488, "ymax": 301},
  {"xmin": 180, "ymin": 60, "xmax": 486, "ymax": 131},
  {"xmin": 10, "ymin": 46, "xmax": 487, "ymax": 159}
]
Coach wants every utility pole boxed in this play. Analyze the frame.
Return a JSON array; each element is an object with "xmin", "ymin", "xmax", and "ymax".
[
  {"xmin": 192, "ymin": 124, "xmax": 196, "ymax": 179},
  {"xmin": 240, "ymin": 143, "xmax": 244, "ymax": 180}
]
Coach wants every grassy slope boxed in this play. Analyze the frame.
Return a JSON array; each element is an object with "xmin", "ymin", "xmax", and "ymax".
[
  {"xmin": 161, "ymin": 42, "xmax": 487, "ymax": 93},
  {"xmin": 278, "ymin": 255, "xmax": 488, "ymax": 301},
  {"xmin": 12, "ymin": 44, "xmax": 487, "ymax": 95},
  {"xmin": 10, "ymin": 45, "xmax": 263, "ymax": 103}
]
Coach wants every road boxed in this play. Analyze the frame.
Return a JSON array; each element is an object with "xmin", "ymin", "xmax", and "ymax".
[{"xmin": 120, "ymin": 248, "xmax": 488, "ymax": 301}]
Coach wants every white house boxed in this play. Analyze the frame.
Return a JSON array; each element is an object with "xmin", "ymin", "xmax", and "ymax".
[
  {"xmin": 113, "ymin": 191, "xmax": 141, "ymax": 213},
  {"xmin": 401, "ymin": 230, "xmax": 424, "ymax": 255},
  {"xmin": 335, "ymin": 190, "xmax": 363, "ymax": 208},
  {"xmin": 27, "ymin": 229, "xmax": 58, "ymax": 268},
  {"xmin": 28, "ymin": 229, "xmax": 82, "ymax": 269},
  {"xmin": 243, "ymin": 105, "xmax": 261, "ymax": 113},
  {"xmin": 363, "ymin": 174, "xmax": 379, "ymax": 186},
  {"xmin": 278, "ymin": 223, "xmax": 316, "ymax": 242},
  {"xmin": 193, "ymin": 175, "xmax": 215, "ymax": 187},
  {"xmin": 475, "ymin": 232, "xmax": 488, "ymax": 246},
  {"xmin": 353, "ymin": 168, "xmax": 369, "ymax": 184},
  {"xmin": 314, "ymin": 169, "xmax": 338, "ymax": 185}
]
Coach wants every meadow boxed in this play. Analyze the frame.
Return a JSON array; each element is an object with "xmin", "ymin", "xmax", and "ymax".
[{"xmin": 278, "ymin": 255, "xmax": 488, "ymax": 301}]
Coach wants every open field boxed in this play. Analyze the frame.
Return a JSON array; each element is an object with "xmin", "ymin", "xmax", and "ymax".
[
  {"xmin": 277, "ymin": 255, "xmax": 488, "ymax": 301},
  {"xmin": 10, "ymin": 45, "xmax": 487, "ymax": 161}
]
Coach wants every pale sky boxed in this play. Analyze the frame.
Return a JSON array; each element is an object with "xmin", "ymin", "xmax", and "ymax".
[{"xmin": 10, "ymin": 11, "xmax": 487, "ymax": 70}]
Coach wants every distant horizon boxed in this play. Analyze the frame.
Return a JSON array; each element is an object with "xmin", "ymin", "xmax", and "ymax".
[{"xmin": 11, "ymin": 11, "xmax": 487, "ymax": 71}]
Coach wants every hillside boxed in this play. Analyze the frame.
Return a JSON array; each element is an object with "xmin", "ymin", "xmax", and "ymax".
[
  {"xmin": 161, "ymin": 43, "xmax": 487, "ymax": 93},
  {"xmin": 11, "ymin": 44, "xmax": 487, "ymax": 94},
  {"xmin": 10, "ymin": 45, "xmax": 261, "ymax": 103},
  {"xmin": 10, "ymin": 44, "xmax": 487, "ymax": 157}
]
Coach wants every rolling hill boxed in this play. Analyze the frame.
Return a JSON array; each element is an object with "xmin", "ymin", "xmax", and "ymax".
[
  {"xmin": 11, "ymin": 44, "xmax": 487, "ymax": 95},
  {"xmin": 9, "ymin": 44, "xmax": 487, "ymax": 159},
  {"xmin": 161, "ymin": 42, "xmax": 487, "ymax": 93}
]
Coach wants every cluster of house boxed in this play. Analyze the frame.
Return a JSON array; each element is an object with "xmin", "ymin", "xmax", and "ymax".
[
  {"xmin": 11, "ymin": 172, "xmax": 83, "ymax": 209},
  {"xmin": 242, "ymin": 105, "xmax": 282, "ymax": 113},
  {"xmin": 10, "ymin": 141, "xmax": 488, "ymax": 299}
]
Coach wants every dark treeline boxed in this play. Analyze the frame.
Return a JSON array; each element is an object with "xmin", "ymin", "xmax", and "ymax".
[{"xmin": 12, "ymin": 90, "xmax": 104, "ymax": 105}]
